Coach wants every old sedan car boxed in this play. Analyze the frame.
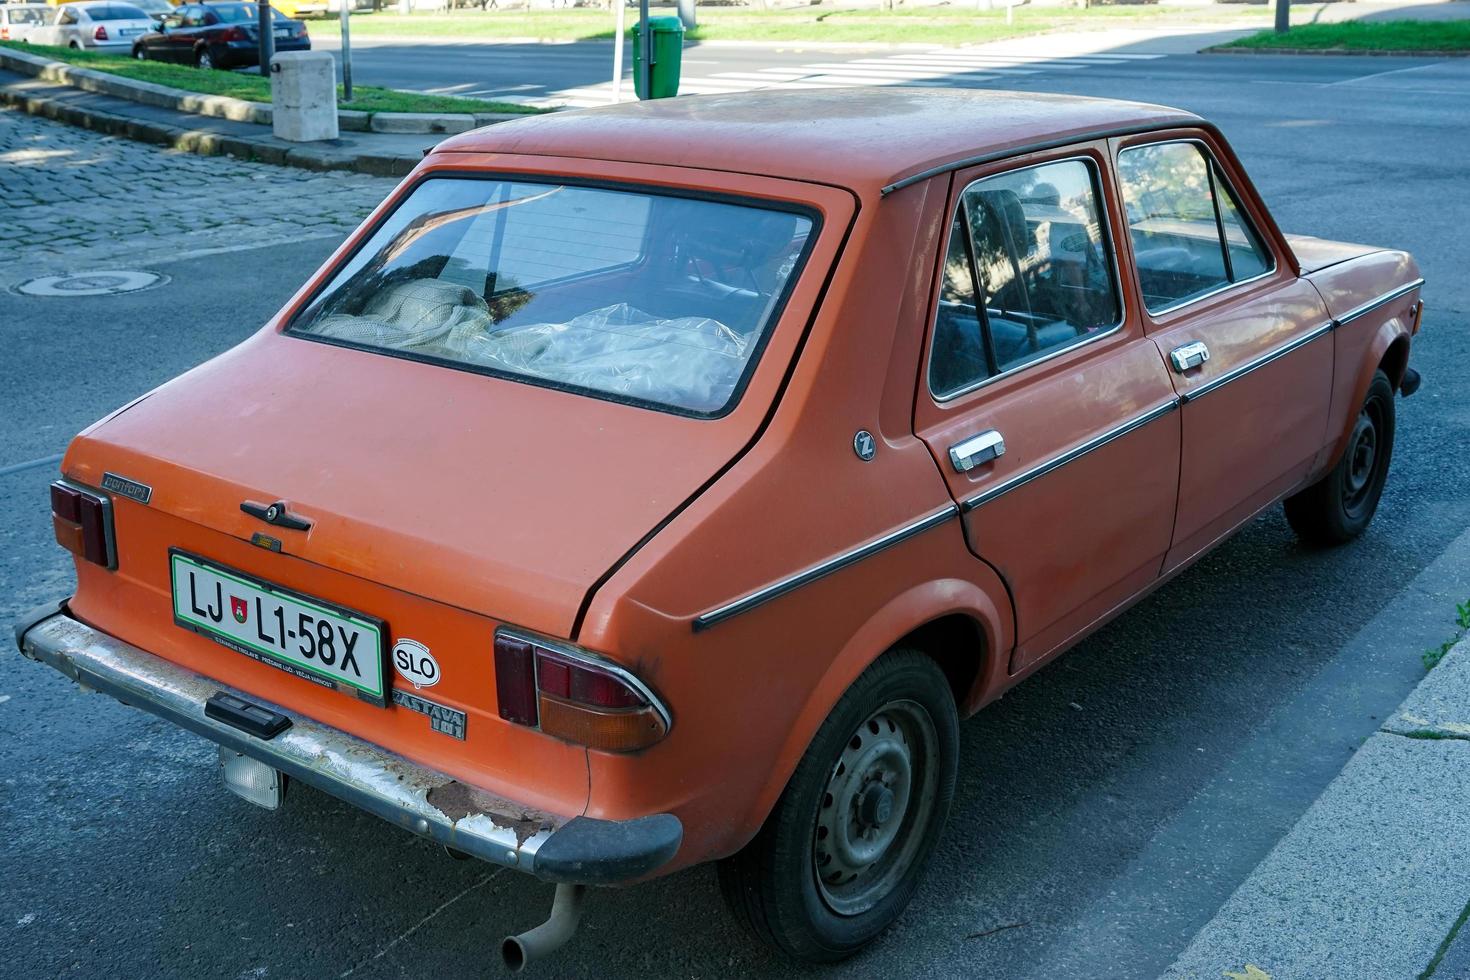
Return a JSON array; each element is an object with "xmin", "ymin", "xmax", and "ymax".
[{"xmin": 16, "ymin": 89, "xmax": 1423, "ymax": 967}]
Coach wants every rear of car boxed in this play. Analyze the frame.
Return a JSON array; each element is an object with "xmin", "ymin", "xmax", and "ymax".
[
  {"xmin": 202, "ymin": 2, "xmax": 309, "ymax": 68},
  {"xmin": 66, "ymin": 2, "xmax": 155, "ymax": 50},
  {"xmin": 17, "ymin": 161, "xmax": 829, "ymax": 889},
  {"xmin": 0, "ymin": 5, "xmax": 57, "ymax": 43}
]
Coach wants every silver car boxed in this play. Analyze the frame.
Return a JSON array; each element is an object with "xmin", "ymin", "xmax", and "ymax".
[
  {"xmin": 47, "ymin": 1, "xmax": 156, "ymax": 52},
  {"xmin": 0, "ymin": 4, "xmax": 57, "ymax": 44}
]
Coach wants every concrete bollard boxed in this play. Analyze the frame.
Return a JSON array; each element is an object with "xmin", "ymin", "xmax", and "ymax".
[{"xmin": 270, "ymin": 51, "xmax": 338, "ymax": 142}]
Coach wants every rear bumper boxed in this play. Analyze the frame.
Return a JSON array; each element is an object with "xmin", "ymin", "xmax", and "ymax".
[{"xmin": 14, "ymin": 603, "xmax": 682, "ymax": 885}]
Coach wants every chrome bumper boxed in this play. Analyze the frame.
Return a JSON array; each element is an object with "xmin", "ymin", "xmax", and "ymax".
[{"xmin": 15, "ymin": 605, "xmax": 681, "ymax": 884}]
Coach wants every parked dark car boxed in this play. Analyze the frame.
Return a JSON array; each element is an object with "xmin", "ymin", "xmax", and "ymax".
[{"xmin": 131, "ymin": 1, "xmax": 308, "ymax": 70}]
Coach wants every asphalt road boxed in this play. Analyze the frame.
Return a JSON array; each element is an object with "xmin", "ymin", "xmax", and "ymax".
[{"xmin": 3, "ymin": 47, "xmax": 1469, "ymax": 980}]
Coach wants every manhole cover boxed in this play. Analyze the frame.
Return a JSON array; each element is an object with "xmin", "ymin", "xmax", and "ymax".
[{"xmin": 16, "ymin": 270, "xmax": 167, "ymax": 297}]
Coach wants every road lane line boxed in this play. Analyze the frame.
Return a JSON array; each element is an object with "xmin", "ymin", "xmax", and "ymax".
[{"xmin": 0, "ymin": 454, "xmax": 63, "ymax": 479}]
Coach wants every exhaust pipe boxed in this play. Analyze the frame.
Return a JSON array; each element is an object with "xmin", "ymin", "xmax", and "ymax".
[{"xmin": 501, "ymin": 883, "xmax": 587, "ymax": 972}]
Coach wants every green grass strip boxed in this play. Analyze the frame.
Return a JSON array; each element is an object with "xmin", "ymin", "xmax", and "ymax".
[
  {"xmin": 1225, "ymin": 20, "xmax": 1470, "ymax": 52},
  {"xmin": 1, "ymin": 39, "xmax": 544, "ymax": 114}
]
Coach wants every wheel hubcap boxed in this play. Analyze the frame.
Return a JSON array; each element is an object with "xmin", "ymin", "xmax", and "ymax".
[
  {"xmin": 1343, "ymin": 403, "xmax": 1382, "ymax": 512},
  {"xmin": 813, "ymin": 699, "xmax": 938, "ymax": 916}
]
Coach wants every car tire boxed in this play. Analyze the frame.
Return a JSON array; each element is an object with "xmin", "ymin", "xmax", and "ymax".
[
  {"xmin": 1284, "ymin": 369, "xmax": 1396, "ymax": 546},
  {"xmin": 69, "ymin": 41, "xmax": 81, "ymax": 50},
  {"xmin": 717, "ymin": 648, "xmax": 958, "ymax": 963},
  {"xmin": 196, "ymin": 46, "xmax": 214, "ymax": 69},
  {"xmin": 132, "ymin": 45, "xmax": 145, "ymax": 60}
]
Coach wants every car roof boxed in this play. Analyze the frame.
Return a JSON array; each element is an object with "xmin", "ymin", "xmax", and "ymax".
[{"xmin": 435, "ymin": 88, "xmax": 1203, "ymax": 196}]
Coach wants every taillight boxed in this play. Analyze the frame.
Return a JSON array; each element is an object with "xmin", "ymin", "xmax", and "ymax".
[
  {"xmin": 220, "ymin": 26, "xmax": 248, "ymax": 41},
  {"xmin": 94, "ymin": 25, "xmax": 108, "ymax": 40},
  {"xmin": 494, "ymin": 629, "xmax": 669, "ymax": 753},
  {"xmin": 50, "ymin": 481, "xmax": 115, "ymax": 569}
]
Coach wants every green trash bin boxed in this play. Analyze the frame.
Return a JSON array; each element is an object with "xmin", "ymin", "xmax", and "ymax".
[{"xmin": 632, "ymin": 15, "xmax": 684, "ymax": 100}]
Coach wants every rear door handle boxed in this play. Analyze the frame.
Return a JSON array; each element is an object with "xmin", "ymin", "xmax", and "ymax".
[
  {"xmin": 1169, "ymin": 341, "xmax": 1210, "ymax": 373},
  {"xmin": 949, "ymin": 430, "xmax": 1005, "ymax": 473}
]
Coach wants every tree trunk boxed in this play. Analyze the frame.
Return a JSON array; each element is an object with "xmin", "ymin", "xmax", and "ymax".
[{"xmin": 1274, "ymin": 0, "xmax": 1290, "ymax": 35}]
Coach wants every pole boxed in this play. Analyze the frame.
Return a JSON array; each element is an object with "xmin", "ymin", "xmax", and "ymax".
[
  {"xmin": 611, "ymin": 0, "xmax": 626, "ymax": 103},
  {"xmin": 676, "ymin": 0, "xmax": 694, "ymax": 31},
  {"xmin": 637, "ymin": 0, "xmax": 650, "ymax": 101},
  {"xmin": 257, "ymin": 0, "xmax": 275, "ymax": 78},
  {"xmin": 1273, "ymin": 0, "xmax": 1289, "ymax": 34},
  {"xmin": 339, "ymin": 0, "xmax": 353, "ymax": 102}
]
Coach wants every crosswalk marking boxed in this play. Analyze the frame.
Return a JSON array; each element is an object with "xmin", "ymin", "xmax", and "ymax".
[{"xmin": 505, "ymin": 48, "xmax": 1165, "ymax": 109}]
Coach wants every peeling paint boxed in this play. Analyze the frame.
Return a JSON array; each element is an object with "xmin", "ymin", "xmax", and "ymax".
[{"xmin": 426, "ymin": 780, "xmax": 552, "ymax": 847}]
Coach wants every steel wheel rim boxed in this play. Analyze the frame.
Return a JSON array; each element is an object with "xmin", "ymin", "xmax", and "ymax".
[
  {"xmin": 1343, "ymin": 396, "xmax": 1385, "ymax": 514},
  {"xmin": 813, "ymin": 698, "xmax": 939, "ymax": 916},
  {"xmin": 198, "ymin": 51, "xmax": 212, "ymax": 68}
]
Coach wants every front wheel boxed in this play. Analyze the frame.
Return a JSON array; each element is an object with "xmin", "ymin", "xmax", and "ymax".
[
  {"xmin": 718, "ymin": 649, "xmax": 958, "ymax": 963},
  {"xmin": 1284, "ymin": 369, "xmax": 1396, "ymax": 545},
  {"xmin": 132, "ymin": 45, "xmax": 146, "ymax": 60}
]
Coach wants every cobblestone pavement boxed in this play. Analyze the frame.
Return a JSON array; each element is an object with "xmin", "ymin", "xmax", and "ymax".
[{"xmin": 0, "ymin": 108, "xmax": 396, "ymax": 279}]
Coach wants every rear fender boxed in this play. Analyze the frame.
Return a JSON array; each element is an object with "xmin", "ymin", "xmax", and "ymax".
[{"xmin": 736, "ymin": 573, "xmax": 1012, "ymax": 853}]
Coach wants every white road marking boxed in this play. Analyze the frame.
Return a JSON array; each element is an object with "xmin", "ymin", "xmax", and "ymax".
[{"xmin": 337, "ymin": 870, "xmax": 503, "ymax": 979}]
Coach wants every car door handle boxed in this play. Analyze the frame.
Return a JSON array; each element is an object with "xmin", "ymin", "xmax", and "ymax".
[
  {"xmin": 949, "ymin": 430, "xmax": 1006, "ymax": 473},
  {"xmin": 1169, "ymin": 341, "xmax": 1210, "ymax": 373}
]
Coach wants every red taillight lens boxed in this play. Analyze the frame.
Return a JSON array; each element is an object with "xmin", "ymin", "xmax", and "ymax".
[
  {"xmin": 493, "ymin": 630, "xmax": 669, "ymax": 752},
  {"xmin": 50, "ymin": 482, "xmax": 113, "ymax": 568},
  {"xmin": 220, "ymin": 26, "xmax": 248, "ymax": 41},
  {"xmin": 94, "ymin": 25, "xmax": 108, "ymax": 40}
]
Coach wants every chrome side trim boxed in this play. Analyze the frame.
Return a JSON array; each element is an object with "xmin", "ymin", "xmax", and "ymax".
[
  {"xmin": 960, "ymin": 399, "xmax": 1179, "ymax": 513},
  {"xmin": 1180, "ymin": 320, "xmax": 1334, "ymax": 403},
  {"xmin": 1334, "ymin": 278, "xmax": 1425, "ymax": 327},
  {"xmin": 692, "ymin": 506, "xmax": 959, "ymax": 632},
  {"xmin": 496, "ymin": 626, "xmax": 673, "ymax": 732}
]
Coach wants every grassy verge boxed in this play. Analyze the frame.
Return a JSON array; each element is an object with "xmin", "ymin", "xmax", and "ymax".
[
  {"xmin": 1225, "ymin": 20, "xmax": 1470, "ymax": 52},
  {"xmin": 321, "ymin": 4, "xmax": 1272, "ymax": 45},
  {"xmin": 0, "ymin": 40, "xmax": 544, "ymax": 113}
]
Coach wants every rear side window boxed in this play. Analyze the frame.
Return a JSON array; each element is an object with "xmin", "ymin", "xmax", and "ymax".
[
  {"xmin": 289, "ymin": 178, "xmax": 816, "ymax": 417},
  {"xmin": 1117, "ymin": 141, "xmax": 1273, "ymax": 314},
  {"xmin": 929, "ymin": 157, "xmax": 1122, "ymax": 399},
  {"xmin": 91, "ymin": 4, "xmax": 149, "ymax": 19}
]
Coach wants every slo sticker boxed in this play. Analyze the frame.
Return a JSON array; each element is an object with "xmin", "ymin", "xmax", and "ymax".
[{"xmin": 393, "ymin": 639, "xmax": 440, "ymax": 689}]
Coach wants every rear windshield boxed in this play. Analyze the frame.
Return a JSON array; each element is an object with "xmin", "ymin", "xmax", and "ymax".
[
  {"xmin": 288, "ymin": 178, "xmax": 816, "ymax": 416},
  {"xmin": 90, "ymin": 5, "xmax": 149, "ymax": 19},
  {"xmin": 215, "ymin": 5, "xmax": 288, "ymax": 22}
]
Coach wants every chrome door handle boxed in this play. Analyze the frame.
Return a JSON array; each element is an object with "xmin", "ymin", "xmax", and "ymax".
[
  {"xmin": 1169, "ymin": 341, "xmax": 1210, "ymax": 373},
  {"xmin": 949, "ymin": 430, "xmax": 1005, "ymax": 473}
]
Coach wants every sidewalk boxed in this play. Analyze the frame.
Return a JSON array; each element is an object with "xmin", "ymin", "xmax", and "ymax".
[
  {"xmin": 0, "ymin": 68, "xmax": 432, "ymax": 176},
  {"xmin": 1165, "ymin": 612, "xmax": 1470, "ymax": 977}
]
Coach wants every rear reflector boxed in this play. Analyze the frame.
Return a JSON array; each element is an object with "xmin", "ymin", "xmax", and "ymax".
[
  {"xmin": 493, "ymin": 629, "xmax": 670, "ymax": 753},
  {"xmin": 50, "ymin": 481, "xmax": 114, "ymax": 568}
]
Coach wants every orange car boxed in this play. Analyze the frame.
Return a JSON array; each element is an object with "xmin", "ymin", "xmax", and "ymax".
[{"xmin": 17, "ymin": 89, "xmax": 1423, "ymax": 967}]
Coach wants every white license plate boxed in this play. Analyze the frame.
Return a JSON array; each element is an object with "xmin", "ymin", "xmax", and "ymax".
[
  {"xmin": 120, "ymin": 27, "xmax": 144, "ymax": 35},
  {"xmin": 170, "ymin": 551, "xmax": 387, "ymax": 705},
  {"xmin": 274, "ymin": 28, "xmax": 289, "ymax": 38}
]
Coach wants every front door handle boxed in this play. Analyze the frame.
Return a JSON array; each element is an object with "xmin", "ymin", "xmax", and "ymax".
[
  {"xmin": 1169, "ymin": 341, "xmax": 1210, "ymax": 373},
  {"xmin": 949, "ymin": 430, "xmax": 1005, "ymax": 473}
]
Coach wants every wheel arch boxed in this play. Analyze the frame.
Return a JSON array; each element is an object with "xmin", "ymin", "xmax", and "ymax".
[
  {"xmin": 730, "ymin": 573, "xmax": 1012, "ymax": 860},
  {"xmin": 1325, "ymin": 316, "xmax": 1411, "ymax": 471}
]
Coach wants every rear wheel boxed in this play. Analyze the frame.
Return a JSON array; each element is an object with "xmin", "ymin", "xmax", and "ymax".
[
  {"xmin": 1284, "ymin": 369, "xmax": 1396, "ymax": 545},
  {"xmin": 196, "ymin": 46, "xmax": 215, "ymax": 69},
  {"xmin": 717, "ymin": 649, "xmax": 958, "ymax": 963}
]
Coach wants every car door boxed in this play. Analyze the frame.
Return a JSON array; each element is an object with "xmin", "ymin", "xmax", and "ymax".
[
  {"xmin": 168, "ymin": 4, "xmax": 208, "ymax": 59},
  {"xmin": 914, "ymin": 144, "xmax": 1182, "ymax": 676},
  {"xmin": 1113, "ymin": 133, "xmax": 1333, "ymax": 573},
  {"xmin": 54, "ymin": 5, "xmax": 79, "ymax": 45}
]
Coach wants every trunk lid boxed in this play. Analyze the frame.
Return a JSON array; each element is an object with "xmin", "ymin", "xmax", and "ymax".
[{"xmin": 67, "ymin": 328, "xmax": 753, "ymax": 637}]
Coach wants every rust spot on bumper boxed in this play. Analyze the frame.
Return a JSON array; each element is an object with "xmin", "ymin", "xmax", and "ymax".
[{"xmin": 426, "ymin": 780, "xmax": 553, "ymax": 847}]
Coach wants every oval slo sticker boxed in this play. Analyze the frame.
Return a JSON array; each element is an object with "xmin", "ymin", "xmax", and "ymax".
[{"xmin": 393, "ymin": 639, "xmax": 440, "ymax": 689}]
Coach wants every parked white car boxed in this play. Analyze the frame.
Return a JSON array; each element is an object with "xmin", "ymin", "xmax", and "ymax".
[
  {"xmin": 0, "ymin": 4, "xmax": 56, "ymax": 44},
  {"xmin": 43, "ymin": 1, "xmax": 156, "ymax": 52}
]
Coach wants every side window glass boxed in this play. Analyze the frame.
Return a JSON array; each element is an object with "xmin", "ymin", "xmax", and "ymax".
[
  {"xmin": 59, "ymin": 9, "xmax": 77, "ymax": 25},
  {"xmin": 929, "ymin": 157, "xmax": 1121, "ymax": 399},
  {"xmin": 1118, "ymin": 142, "xmax": 1273, "ymax": 313}
]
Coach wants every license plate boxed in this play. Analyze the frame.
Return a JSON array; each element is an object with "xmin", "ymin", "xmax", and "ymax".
[
  {"xmin": 274, "ymin": 28, "xmax": 289, "ymax": 38},
  {"xmin": 170, "ymin": 550, "xmax": 388, "ymax": 705},
  {"xmin": 120, "ymin": 27, "xmax": 144, "ymax": 35}
]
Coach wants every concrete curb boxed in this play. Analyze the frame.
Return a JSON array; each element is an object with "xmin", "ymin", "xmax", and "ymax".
[
  {"xmin": 1164, "ymin": 635, "xmax": 1470, "ymax": 979},
  {"xmin": 0, "ymin": 82, "xmax": 419, "ymax": 176},
  {"xmin": 0, "ymin": 46, "xmax": 527, "ymax": 133},
  {"xmin": 1203, "ymin": 45, "xmax": 1470, "ymax": 57}
]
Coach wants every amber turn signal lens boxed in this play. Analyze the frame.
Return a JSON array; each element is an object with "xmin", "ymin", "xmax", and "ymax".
[
  {"xmin": 537, "ymin": 694, "xmax": 668, "ymax": 753},
  {"xmin": 50, "ymin": 482, "xmax": 112, "ymax": 568}
]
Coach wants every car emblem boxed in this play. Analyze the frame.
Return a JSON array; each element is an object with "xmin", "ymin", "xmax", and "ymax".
[
  {"xmin": 241, "ymin": 499, "xmax": 312, "ymax": 531},
  {"xmin": 101, "ymin": 472, "xmax": 152, "ymax": 504},
  {"xmin": 230, "ymin": 596, "xmax": 249, "ymax": 624},
  {"xmin": 853, "ymin": 430, "xmax": 876, "ymax": 462}
]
